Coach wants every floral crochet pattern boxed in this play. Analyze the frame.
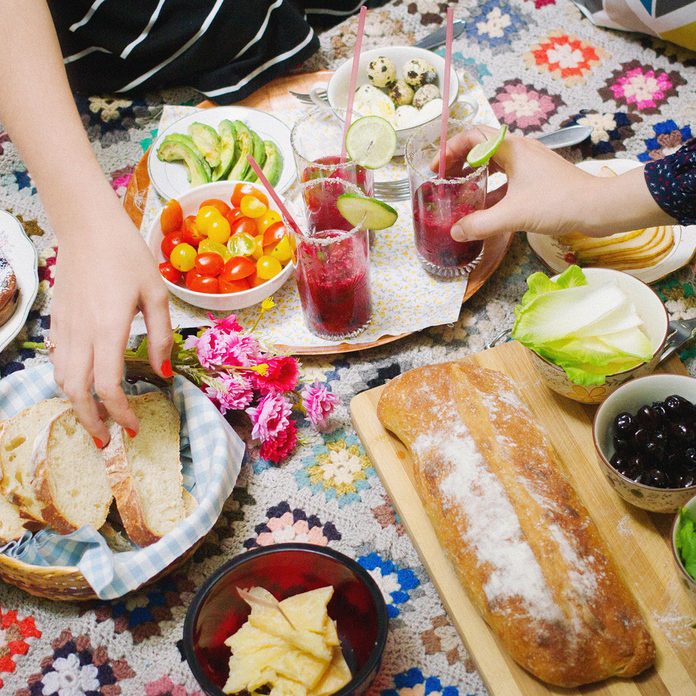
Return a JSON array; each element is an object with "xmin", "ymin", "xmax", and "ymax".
[
  {"xmin": 382, "ymin": 668, "xmax": 459, "ymax": 696},
  {"xmin": 372, "ymin": 495, "xmax": 405, "ymax": 535},
  {"xmin": 144, "ymin": 675, "xmax": 202, "ymax": 696},
  {"xmin": 637, "ymin": 119, "xmax": 693, "ymax": 163},
  {"xmin": 358, "ymin": 552, "xmax": 420, "ymax": 619},
  {"xmin": 0, "ymin": 608, "xmax": 41, "ymax": 689},
  {"xmin": 244, "ymin": 501, "xmax": 341, "ymax": 549},
  {"xmin": 465, "ymin": 0, "xmax": 531, "ymax": 52},
  {"xmin": 296, "ymin": 430, "xmax": 376, "ymax": 506},
  {"xmin": 420, "ymin": 615, "xmax": 466, "ymax": 667},
  {"xmin": 560, "ymin": 110, "xmax": 642, "ymax": 157},
  {"xmin": 525, "ymin": 32, "xmax": 605, "ymax": 84},
  {"xmin": 491, "ymin": 80, "xmax": 564, "ymax": 132}
]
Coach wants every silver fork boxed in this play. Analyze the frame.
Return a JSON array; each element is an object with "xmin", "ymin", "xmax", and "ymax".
[{"xmin": 374, "ymin": 178, "xmax": 410, "ymax": 200}]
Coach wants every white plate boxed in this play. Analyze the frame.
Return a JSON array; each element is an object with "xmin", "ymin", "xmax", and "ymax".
[
  {"xmin": 527, "ymin": 158, "xmax": 696, "ymax": 284},
  {"xmin": 147, "ymin": 106, "xmax": 295, "ymax": 201},
  {"xmin": 0, "ymin": 211, "xmax": 39, "ymax": 353}
]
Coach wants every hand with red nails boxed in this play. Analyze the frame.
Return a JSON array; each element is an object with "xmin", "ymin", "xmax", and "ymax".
[{"xmin": 434, "ymin": 124, "xmax": 676, "ymax": 244}]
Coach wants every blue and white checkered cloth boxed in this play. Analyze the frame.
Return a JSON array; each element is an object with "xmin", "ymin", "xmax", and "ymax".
[{"xmin": 0, "ymin": 362, "xmax": 244, "ymax": 599}]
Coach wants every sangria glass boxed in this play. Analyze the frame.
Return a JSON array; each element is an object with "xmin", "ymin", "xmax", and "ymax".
[
  {"xmin": 406, "ymin": 120, "xmax": 487, "ymax": 277},
  {"xmin": 291, "ymin": 108, "xmax": 374, "ymax": 232}
]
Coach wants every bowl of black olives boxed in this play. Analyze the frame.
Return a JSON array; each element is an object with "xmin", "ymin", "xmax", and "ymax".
[{"xmin": 593, "ymin": 374, "xmax": 696, "ymax": 513}]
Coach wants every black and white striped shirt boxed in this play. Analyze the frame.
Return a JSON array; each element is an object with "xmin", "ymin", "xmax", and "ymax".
[{"xmin": 48, "ymin": 1, "xmax": 386, "ymax": 103}]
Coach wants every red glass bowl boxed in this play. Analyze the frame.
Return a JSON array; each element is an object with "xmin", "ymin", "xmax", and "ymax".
[{"xmin": 182, "ymin": 543, "xmax": 389, "ymax": 695}]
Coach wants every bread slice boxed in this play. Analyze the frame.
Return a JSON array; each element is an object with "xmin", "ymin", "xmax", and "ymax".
[
  {"xmin": 32, "ymin": 409, "xmax": 113, "ymax": 534},
  {"xmin": 0, "ymin": 421, "xmax": 27, "ymax": 544},
  {"xmin": 103, "ymin": 392, "xmax": 184, "ymax": 547},
  {"xmin": 182, "ymin": 488, "xmax": 197, "ymax": 517},
  {"xmin": 0, "ymin": 398, "xmax": 69, "ymax": 523}
]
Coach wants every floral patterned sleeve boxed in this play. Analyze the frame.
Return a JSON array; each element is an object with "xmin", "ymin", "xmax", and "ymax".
[{"xmin": 643, "ymin": 138, "xmax": 696, "ymax": 226}]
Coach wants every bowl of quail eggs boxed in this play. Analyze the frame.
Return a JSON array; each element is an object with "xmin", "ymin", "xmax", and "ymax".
[{"xmin": 324, "ymin": 46, "xmax": 468, "ymax": 155}]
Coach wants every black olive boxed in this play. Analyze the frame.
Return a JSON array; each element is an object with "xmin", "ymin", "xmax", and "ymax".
[
  {"xmin": 636, "ymin": 405, "xmax": 660, "ymax": 429},
  {"xmin": 614, "ymin": 412, "xmax": 637, "ymax": 436},
  {"xmin": 684, "ymin": 448, "xmax": 696, "ymax": 470},
  {"xmin": 643, "ymin": 468, "xmax": 669, "ymax": 488},
  {"xmin": 644, "ymin": 440, "xmax": 665, "ymax": 462},
  {"xmin": 634, "ymin": 428, "xmax": 651, "ymax": 447},
  {"xmin": 613, "ymin": 437, "xmax": 633, "ymax": 455}
]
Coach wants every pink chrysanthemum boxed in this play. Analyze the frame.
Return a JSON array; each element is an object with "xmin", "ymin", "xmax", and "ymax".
[
  {"xmin": 205, "ymin": 373, "xmax": 254, "ymax": 414},
  {"xmin": 251, "ymin": 356, "xmax": 300, "ymax": 394},
  {"xmin": 246, "ymin": 392, "xmax": 293, "ymax": 442},
  {"xmin": 259, "ymin": 420, "xmax": 298, "ymax": 463},
  {"xmin": 301, "ymin": 383, "xmax": 339, "ymax": 428}
]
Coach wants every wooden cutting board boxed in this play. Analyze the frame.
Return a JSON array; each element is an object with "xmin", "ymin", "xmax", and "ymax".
[{"xmin": 351, "ymin": 341, "xmax": 696, "ymax": 696}]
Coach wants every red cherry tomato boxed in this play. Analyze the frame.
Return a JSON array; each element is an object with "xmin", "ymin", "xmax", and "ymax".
[
  {"xmin": 199, "ymin": 198, "xmax": 231, "ymax": 217},
  {"xmin": 161, "ymin": 230, "xmax": 186, "ymax": 258},
  {"xmin": 225, "ymin": 207, "xmax": 246, "ymax": 226},
  {"xmin": 185, "ymin": 270, "xmax": 220, "ymax": 293},
  {"xmin": 221, "ymin": 256, "xmax": 256, "ymax": 281},
  {"xmin": 263, "ymin": 221, "xmax": 288, "ymax": 250},
  {"xmin": 194, "ymin": 252, "xmax": 224, "ymax": 277},
  {"xmin": 231, "ymin": 183, "xmax": 268, "ymax": 208},
  {"xmin": 230, "ymin": 217, "xmax": 258, "ymax": 238},
  {"xmin": 219, "ymin": 277, "xmax": 251, "ymax": 293},
  {"xmin": 159, "ymin": 261, "xmax": 182, "ymax": 284},
  {"xmin": 160, "ymin": 199, "xmax": 183, "ymax": 235},
  {"xmin": 183, "ymin": 215, "xmax": 205, "ymax": 247}
]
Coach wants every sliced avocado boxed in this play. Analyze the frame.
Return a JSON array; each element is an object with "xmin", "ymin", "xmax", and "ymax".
[
  {"xmin": 228, "ymin": 121, "xmax": 253, "ymax": 181},
  {"xmin": 189, "ymin": 122, "xmax": 221, "ymax": 168},
  {"xmin": 157, "ymin": 138, "xmax": 211, "ymax": 186},
  {"xmin": 212, "ymin": 119, "xmax": 237, "ymax": 181},
  {"xmin": 164, "ymin": 133, "xmax": 197, "ymax": 150},
  {"xmin": 245, "ymin": 131, "xmax": 267, "ymax": 182},
  {"xmin": 261, "ymin": 140, "xmax": 283, "ymax": 187}
]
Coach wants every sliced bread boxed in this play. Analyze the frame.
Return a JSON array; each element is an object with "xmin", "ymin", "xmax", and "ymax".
[
  {"xmin": 32, "ymin": 408, "xmax": 113, "ymax": 534},
  {"xmin": 103, "ymin": 392, "xmax": 184, "ymax": 547},
  {"xmin": 0, "ymin": 422, "xmax": 27, "ymax": 544},
  {"xmin": 0, "ymin": 398, "xmax": 69, "ymax": 523}
]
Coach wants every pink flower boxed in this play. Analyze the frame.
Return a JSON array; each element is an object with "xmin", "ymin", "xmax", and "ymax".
[
  {"xmin": 246, "ymin": 393, "xmax": 293, "ymax": 442},
  {"xmin": 250, "ymin": 356, "xmax": 300, "ymax": 394},
  {"xmin": 207, "ymin": 312, "xmax": 242, "ymax": 333},
  {"xmin": 205, "ymin": 373, "xmax": 254, "ymax": 414},
  {"xmin": 194, "ymin": 328, "xmax": 261, "ymax": 369},
  {"xmin": 259, "ymin": 420, "xmax": 298, "ymax": 463},
  {"xmin": 301, "ymin": 383, "xmax": 339, "ymax": 429}
]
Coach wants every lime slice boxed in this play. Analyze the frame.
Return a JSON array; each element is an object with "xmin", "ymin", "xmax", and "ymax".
[
  {"xmin": 345, "ymin": 116, "xmax": 397, "ymax": 169},
  {"xmin": 336, "ymin": 193, "xmax": 398, "ymax": 230},
  {"xmin": 466, "ymin": 125, "xmax": 508, "ymax": 168}
]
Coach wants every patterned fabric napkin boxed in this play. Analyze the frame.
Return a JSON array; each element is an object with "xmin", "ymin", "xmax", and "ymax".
[{"xmin": 0, "ymin": 362, "xmax": 245, "ymax": 599}]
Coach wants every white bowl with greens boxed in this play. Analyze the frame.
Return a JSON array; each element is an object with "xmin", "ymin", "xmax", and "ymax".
[
  {"xmin": 673, "ymin": 495, "xmax": 696, "ymax": 606},
  {"xmin": 513, "ymin": 266, "xmax": 669, "ymax": 404}
]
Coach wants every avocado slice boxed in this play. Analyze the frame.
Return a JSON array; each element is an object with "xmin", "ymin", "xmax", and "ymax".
[
  {"xmin": 164, "ymin": 133, "xmax": 197, "ymax": 150},
  {"xmin": 212, "ymin": 120, "xmax": 237, "ymax": 181},
  {"xmin": 245, "ymin": 131, "xmax": 267, "ymax": 182},
  {"xmin": 261, "ymin": 140, "xmax": 283, "ymax": 187},
  {"xmin": 157, "ymin": 137, "xmax": 211, "ymax": 186},
  {"xmin": 228, "ymin": 121, "xmax": 253, "ymax": 181},
  {"xmin": 189, "ymin": 122, "xmax": 221, "ymax": 169}
]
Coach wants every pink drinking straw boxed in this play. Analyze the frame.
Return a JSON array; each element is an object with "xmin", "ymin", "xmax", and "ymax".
[
  {"xmin": 437, "ymin": 7, "xmax": 455, "ymax": 179},
  {"xmin": 340, "ymin": 5, "xmax": 368, "ymax": 162},
  {"xmin": 246, "ymin": 155, "xmax": 301, "ymax": 237}
]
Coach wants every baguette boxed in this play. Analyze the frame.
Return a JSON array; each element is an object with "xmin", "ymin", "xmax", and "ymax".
[
  {"xmin": 103, "ymin": 392, "xmax": 184, "ymax": 547},
  {"xmin": 377, "ymin": 361, "xmax": 655, "ymax": 687}
]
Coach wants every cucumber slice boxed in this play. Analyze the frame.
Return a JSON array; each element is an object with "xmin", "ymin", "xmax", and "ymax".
[
  {"xmin": 466, "ymin": 125, "xmax": 507, "ymax": 168},
  {"xmin": 336, "ymin": 193, "xmax": 398, "ymax": 230},
  {"xmin": 345, "ymin": 116, "xmax": 397, "ymax": 169}
]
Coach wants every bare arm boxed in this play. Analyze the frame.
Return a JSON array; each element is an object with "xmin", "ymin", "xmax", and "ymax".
[{"xmin": 0, "ymin": 0, "xmax": 173, "ymax": 445}]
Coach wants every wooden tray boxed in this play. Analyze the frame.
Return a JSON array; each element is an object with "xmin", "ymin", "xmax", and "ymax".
[
  {"xmin": 124, "ymin": 71, "xmax": 513, "ymax": 356},
  {"xmin": 351, "ymin": 342, "xmax": 696, "ymax": 696}
]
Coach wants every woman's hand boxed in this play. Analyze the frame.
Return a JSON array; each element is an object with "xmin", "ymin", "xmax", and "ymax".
[{"xmin": 49, "ymin": 200, "xmax": 173, "ymax": 447}]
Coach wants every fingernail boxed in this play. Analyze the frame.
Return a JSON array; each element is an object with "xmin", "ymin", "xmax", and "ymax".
[
  {"xmin": 125, "ymin": 428, "xmax": 137, "ymax": 438},
  {"xmin": 161, "ymin": 359, "xmax": 173, "ymax": 378},
  {"xmin": 451, "ymin": 225, "xmax": 465, "ymax": 241},
  {"xmin": 93, "ymin": 436, "xmax": 104, "ymax": 449}
]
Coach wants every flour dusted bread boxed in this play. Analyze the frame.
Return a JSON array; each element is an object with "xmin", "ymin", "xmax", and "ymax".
[
  {"xmin": 377, "ymin": 361, "xmax": 655, "ymax": 688},
  {"xmin": 103, "ymin": 392, "xmax": 184, "ymax": 547}
]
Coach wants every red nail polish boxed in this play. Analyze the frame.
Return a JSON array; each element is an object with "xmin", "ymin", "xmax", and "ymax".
[
  {"xmin": 125, "ymin": 428, "xmax": 137, "ymax": 438},
  {"xmin": 93, "ymin": 436, "xmax": 104, "ymax": 449},
  {"xmin": 161, "ymin": 359, "xmax": 173, "ymax": 378}
]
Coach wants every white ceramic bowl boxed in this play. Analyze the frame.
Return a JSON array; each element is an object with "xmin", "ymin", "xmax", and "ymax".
[
  {"xmin": 147, "ymin": 181, "xmax": 294, "ymax": 311},
  {"xmin": 671, "ymin": 492, "xmax": 696, "ymax": 606},
  {"xmin": 527, "ymin": 268, "xmax": 669, "ymax": 404},
  {"xmin": 594, "ymin": 374, "xmax": 696, "ymax": 513},
  {"xmin": 325, "ymin": 46, "xmax": 461, "ymax": 154}
]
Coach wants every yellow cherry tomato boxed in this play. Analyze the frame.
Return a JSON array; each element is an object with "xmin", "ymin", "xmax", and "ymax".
[
  {"xmin": 170, "ymin": 242, "xmax": 197, "ymax": 272},
  {"xmin": 252, "ymin": 235, "xmax": 265, "ymax": 260},
  {"xmin": 240, "ymin": 194, "xmax": 267, "ymax": 219},
  {"xmin": 256, "ymin": 255, "xmax": 282, "ymax": 280},
  {"xmin": 195, "ymin": 205, "xmax": 222, "ymax": 235},
  {"xmin": 227, "ymin": 232, "xmax": 256, "ymax": 257},
  {"xmin": 206, "ymin": 216, "xmax": 232, "ymax": 244},
  {"xmin": 198, "ymin": 238, "xmax": 231, "ymax": 261},
  {"xmin": 255, "ymin": 209, "xmax": 282, "ymax": 234},
  {"xmin": 269, "ymin": 236, "xmax": 293, "ymax": 264}
]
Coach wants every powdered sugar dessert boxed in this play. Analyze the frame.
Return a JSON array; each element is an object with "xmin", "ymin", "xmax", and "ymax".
[{"xmin": 0, "ymin": 254, "xmax": 19, "ymax": 327}]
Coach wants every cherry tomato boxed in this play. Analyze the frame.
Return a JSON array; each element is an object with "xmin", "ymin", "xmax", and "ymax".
[
  {"xmin": 206, "ymin": 216, "xmax": 232, "ymax": 244},
  {"xmin": 160, "ymin": 199, "xmax": 183, "ymax": 235},
  {"xmin": 195, "ymin": 206, "xmax": 224, "ymax": 236},
  {"xmin": 161, "ymin": 230, "xmax": 186, "ymax": 258},
  {"xmin": 159, "ymin": 261, "xmax": 182, "ymax": 284},
  {"xmin": 185, "ymin": 269, "xmax": 204, "ymax": 289},
  {"xmin": 263, "ymin": 221, "xmax": 288, "ymax": 250},
  {"xmin": 256, "ymin": 209, "xmax": 282, "ymax": 235},
  {"xmin": 199, "ymin": 198, "xmax": 231, "ymax": 217},
  {"xmin": 183, "ymin": 216, "xmax": 205, "ymax": 247},
  {"xmin": 251, "ymin": 271, "xmax": 266, "ymax": 287},
  {"xmin": 221, "ymin": 256, "xmax": 256, "ymax": 282},
  {"xmin": 227, "ymin": 231, "xmax": 256, "ymax": 257},
  {"xmin": 198, "ymin": 238, "xmax": 231, "ymax": 261},
  {"xmin": 225, "ymin": 207, "xmax": 246, "ymax": 227},
  {"xmin": 170, "ymin": 242, "xmax": 197, "ymax": 272},
  {"xmin": 230, "ymin": 217, "xmax": 258, "ymax": 238},
  {"xmin": 252, "ymin": 235, "xmax": 265, "ymax": 260},
  {"xmin": 194, "ymin": 252, "xmax": 224, "ymax": 277},
  {"xmin": 219, "ymin": 277, "xmax": 251, "ymax": 293},
  {"xmin": 240, "ymin": 194, "xmax": 267, "ymax": 219},
  {"xmin": 269, "ymin": 236, "xmax": 293, "ymax": 264},
  {"xmin": 231, "ymin": 183, "xmax": 268, "ymax": 208},
  {"xmin": 188, "ymin": 273, "xmax": 220, "ymax": 294},
  {"xmin": 256, "ymin": 255, "xmax": 282, "ymax": 280}
]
